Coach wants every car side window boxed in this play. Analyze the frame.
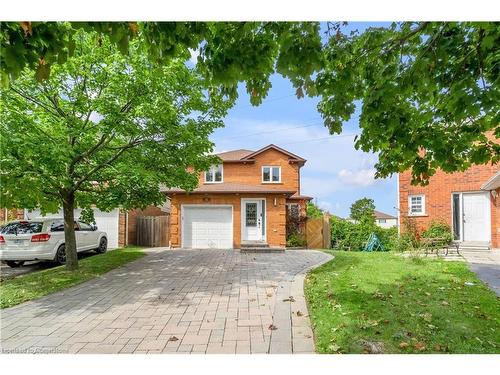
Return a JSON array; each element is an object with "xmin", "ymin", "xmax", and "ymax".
[
  {"xmin": 78, "ymin": 221, "xmax": 92, "ymax": 231},
  {"xmin": 50, "ymin": 220, "xmax": 65, "ymax": 232}
]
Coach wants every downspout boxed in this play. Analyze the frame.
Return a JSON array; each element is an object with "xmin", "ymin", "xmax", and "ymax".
[
  {"xmin": 125, "ymin": 210, "xmax": 129, "ymax": 247},
  {"xmin": 396, "ymin": 173, "xmax": 401, "ymax": 235}
]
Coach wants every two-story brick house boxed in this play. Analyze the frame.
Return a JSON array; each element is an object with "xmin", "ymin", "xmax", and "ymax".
[
  {"xmin": 163, "ymin": 144, "xmax": 312, "ymax": 249},
  {"xmin": 398, "ymin": 165, "xmax": 499, "ymax": 250}
]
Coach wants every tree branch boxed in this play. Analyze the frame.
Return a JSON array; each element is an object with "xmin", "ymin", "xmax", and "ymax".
[
  {"xmin": 10, "ymin": 87, "xmax": 60, "ymax": 117},
  {"xmin": 72, "ymin": 137, "xmax": 141, "ymax": 192}
]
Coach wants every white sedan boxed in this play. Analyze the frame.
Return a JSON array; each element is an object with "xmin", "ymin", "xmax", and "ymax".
[{"xmin": 0, "ymin": 218, "xmax": 108, "ymax": 268}]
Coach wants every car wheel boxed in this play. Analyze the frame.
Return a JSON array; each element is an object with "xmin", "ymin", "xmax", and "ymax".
[
  {"xmin": 96, "ymin": 237, "xmax": 107, "ymax": 254},
  {"xmin": 6, "ymin": 260, "xmax": 25, "ymax": 268},
  {"xmin": 55, "ymin": 245, "xmax": 66, "ymax": 265}
]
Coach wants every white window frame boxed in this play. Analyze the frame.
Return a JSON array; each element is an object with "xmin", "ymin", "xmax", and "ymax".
[
  {"xmin": 261, "ymin": 166, "xmax": 281, "ymax": 183},
  {"xmin": 408, "ymin": 194, "xmax": 426, "ymax": 216},
  {"xmin": 204, "ymin": 164, "xmax": 223, "ymax": 184}
]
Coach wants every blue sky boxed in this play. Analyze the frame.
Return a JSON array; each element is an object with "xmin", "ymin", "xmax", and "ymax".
[{"xmin": 201, "ymin": 22, "xmax": 398, "ymax": 218}]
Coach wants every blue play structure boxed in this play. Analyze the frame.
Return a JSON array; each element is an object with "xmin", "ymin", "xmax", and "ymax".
[{"xmin": 363, "ymin": 233, "xmax": 386, "ymax": 252}]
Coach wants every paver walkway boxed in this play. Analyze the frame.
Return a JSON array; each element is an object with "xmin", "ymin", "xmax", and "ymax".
[{"xmin": 0, "ymin": 249, "xmax": 332, "ymax": 354}]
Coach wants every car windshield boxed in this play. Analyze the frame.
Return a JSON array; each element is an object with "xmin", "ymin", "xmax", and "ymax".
[{"xmin": 1, "ymin": 222, "xmax": 44, "ymax": 234}]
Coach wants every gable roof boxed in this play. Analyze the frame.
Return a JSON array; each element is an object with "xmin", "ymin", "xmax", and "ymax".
[
  {"xmin": 215, "ymin": 144, "xmax": 306, "ymax": 165},
  {"xmin": 161, "ymin": 183, "xmax": 295, "ymax": 195},
  {"xmin": 216, "ymin": 149, "xmax": 254, "ymax": 162},
  {"xmin": 241, "ymin": 144, "xmax": 306, "ymax": 163},
  {"xmin": 374, "ymin": 210, "xmax": 397, "ymax": 220}
]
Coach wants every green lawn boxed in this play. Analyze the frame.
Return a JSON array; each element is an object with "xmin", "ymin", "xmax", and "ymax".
[
  {"xmin": 304, "ymin": 251, "xmax": 500, "ymax": 354},
  {"xmin": 0, "ymin": 246, "xmax": 145, "ymax": 309}
]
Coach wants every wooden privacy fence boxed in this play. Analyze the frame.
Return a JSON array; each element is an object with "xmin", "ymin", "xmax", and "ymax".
[
  {"xmin": 306, "ymin": 215, "xmax": 331, "ymax": 249},
  {"xmin": 136, "ymin": 216, "xmax": 170, "ymax": 247}
]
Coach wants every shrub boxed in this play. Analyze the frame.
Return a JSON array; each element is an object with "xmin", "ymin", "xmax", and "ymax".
[
  {"xmin": 307, "ymin": 202, "xmax": 324, "ymax": 218},
  {"xmin": 330, "ymin": 216, "xmax": 398, "ymax": 251},
  {"xmin": 286, "ymin": 232, "xmax": 306, "ymax": 247},
  {"xmin": 422, "ymin": 221, "xmax": 453, "ymax": 242}
]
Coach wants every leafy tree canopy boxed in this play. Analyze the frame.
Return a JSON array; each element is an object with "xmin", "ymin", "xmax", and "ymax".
[
  {"xmin": 0, "ymin": 22, "xmax": 323, "ymax": 105},
  {"xmin": 317, "ymin": 22, "xmax": 499, "ymax": 184},
  {"xmin": 0, "ymin": 30, "xmax": 231, "ymax": 269},
  {"xmin": 349, "ymin": 198, "xmax": 375, "ymax": 223},
  {"xmin": 1, "ymin": 22, "xmax": 499, "ymax": 185}
]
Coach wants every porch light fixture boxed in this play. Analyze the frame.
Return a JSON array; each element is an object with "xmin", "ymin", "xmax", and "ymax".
[{"xmin": 273, "ymin": 197, "xmax": 277, "ymax": 206}]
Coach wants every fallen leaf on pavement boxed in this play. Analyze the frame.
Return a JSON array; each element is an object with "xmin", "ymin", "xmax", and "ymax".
[
  {"xmin": 268, "ymin": 324, "xmax": 278, "ymax": 331},
  {"xmin": 168, "ymin": 336, "xmax": 179, "ymax": 342}
]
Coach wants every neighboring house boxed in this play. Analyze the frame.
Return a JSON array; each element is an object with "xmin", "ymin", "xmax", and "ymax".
[
  {"xmin": 374, "ymin": 210, "xmax": 398, "ymax": 228},
  {"xmin": 0, "ymin": 204, "xmax": 170, "ymax": 249},
  {"xmin": 163, "ymin": 144, "xmax": 312, "ymax": 249},
  {"xmin": 346, "ymin": 210, "xmax": 397, "ymax": 228},
  {"xmin": 398, "ymin": 166, "xmax": 499, "ymax": 250}
]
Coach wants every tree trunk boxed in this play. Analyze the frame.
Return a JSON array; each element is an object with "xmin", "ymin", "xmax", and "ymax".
[{"xmin": 62, "ymin": 193, "xmax": 78, "ymax": 271}]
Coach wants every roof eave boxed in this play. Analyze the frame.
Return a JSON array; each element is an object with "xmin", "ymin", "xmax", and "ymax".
[{"xmin": 481, "ymin": 171, "xmax": 500, "ymax": 191}]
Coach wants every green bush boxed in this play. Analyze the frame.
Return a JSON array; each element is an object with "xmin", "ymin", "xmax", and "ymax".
[
  {"xmin": 422, "ymin": 221, "xmax": 453, "ymax": 242},
  {"xmin": 286, "ymin": 232, "xmax": 306, "ymax": 247},
  {"xmin": 330, "ymin": 216, "xmax": 399, "ymax": 251}
]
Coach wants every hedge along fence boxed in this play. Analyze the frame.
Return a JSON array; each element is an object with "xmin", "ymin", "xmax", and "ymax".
[
  {"xmin": 330, "ymin": 216, "xmax": 454, "ymax": 252},
  {"xmin": 330, "ymin": 216, "xmax": 398, "ymax": 251}
]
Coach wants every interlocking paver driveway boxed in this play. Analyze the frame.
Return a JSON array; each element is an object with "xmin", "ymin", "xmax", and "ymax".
[{"xmin": 0, "ymin": 249, "xmax": 332, "ymax": 354}]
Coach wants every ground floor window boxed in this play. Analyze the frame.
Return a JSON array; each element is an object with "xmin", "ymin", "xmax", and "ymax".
[{"xmin": 408, "ymin": 194, "xmax": 425, "ymax": 215}]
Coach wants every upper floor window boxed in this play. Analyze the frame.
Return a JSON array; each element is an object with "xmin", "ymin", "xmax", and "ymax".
[
  {"xmin": 205, "ymin": 164, "xmax": 223, "ymax": 183},
  {"xmin": 262, "ymin": 166, "xmax": 281, "ymax": 183},
  {"xmin": 408, "ymin": 194, "xmax": 425, "ymax": 215}
]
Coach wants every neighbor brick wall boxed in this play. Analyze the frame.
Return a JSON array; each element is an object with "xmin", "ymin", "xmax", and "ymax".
[
  {"xmin": 199, "ymin": 148, "xmax": 302, "ymax": 193},
  {"xmin": 399, "ymin": 164, "xmax": 500, "ymax": 248},
  {"xmin": 0, "ymin": 208, "xmax": 25, "ymax": 223},
  {"xmin": 169, "ymin": 193, "xmax": 287, "ymax": 248}
]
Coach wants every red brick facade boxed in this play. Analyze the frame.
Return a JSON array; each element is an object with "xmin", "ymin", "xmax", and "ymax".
[
  {"xmin": 0, "ymin": 208, "xmax": 25, "ymax": 223},
  {"xmin": 399, "ymin": 164, "xmax": 500, "ymax": 249},
  {"xmin": 166, "ymin": 146, "xmax": 310, "ymax": 249}
]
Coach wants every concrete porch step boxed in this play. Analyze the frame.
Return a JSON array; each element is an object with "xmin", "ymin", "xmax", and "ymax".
[
  {"xmin": 457, "ymin": 241, "xmax": 490, "ymax": 251},
  {"xmin": 241, "ymin": 241, "xmax": 270, "ymax": 248},
  {"xmin": 240, "ymin": 247, "xmax": 285, "ymax": 253}
]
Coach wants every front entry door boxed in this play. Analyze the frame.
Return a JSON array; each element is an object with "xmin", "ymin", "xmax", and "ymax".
[
  {"xmin": 242, "ymin": 200, "xmax": 264, "ymax": 241},
  {"xmin": 462, "ymin": 192, "xmax": 490, "ymax": 242}
]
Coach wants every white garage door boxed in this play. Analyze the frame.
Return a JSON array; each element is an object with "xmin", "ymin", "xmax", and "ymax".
[
  {"xmin": 182, "ymin": 206, "xmax": 233, "ymax": 249},
  {"xmin": 26, "ymin": 208, "xmax": 120, "ymax": 249}
]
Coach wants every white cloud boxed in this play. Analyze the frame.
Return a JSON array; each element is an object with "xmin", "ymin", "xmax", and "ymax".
[{"xmin": 338, "ymin": 168, "xmax": 376, "ymax": 187}]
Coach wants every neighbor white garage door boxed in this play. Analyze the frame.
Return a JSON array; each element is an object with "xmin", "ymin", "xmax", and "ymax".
[
  {"xmin": 26, "ymin": 208, "xmax": 120, "ymax": 249},
  {"xmin": 182, "ymin": 206, "xmax": 233, "ymax": 249}
]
